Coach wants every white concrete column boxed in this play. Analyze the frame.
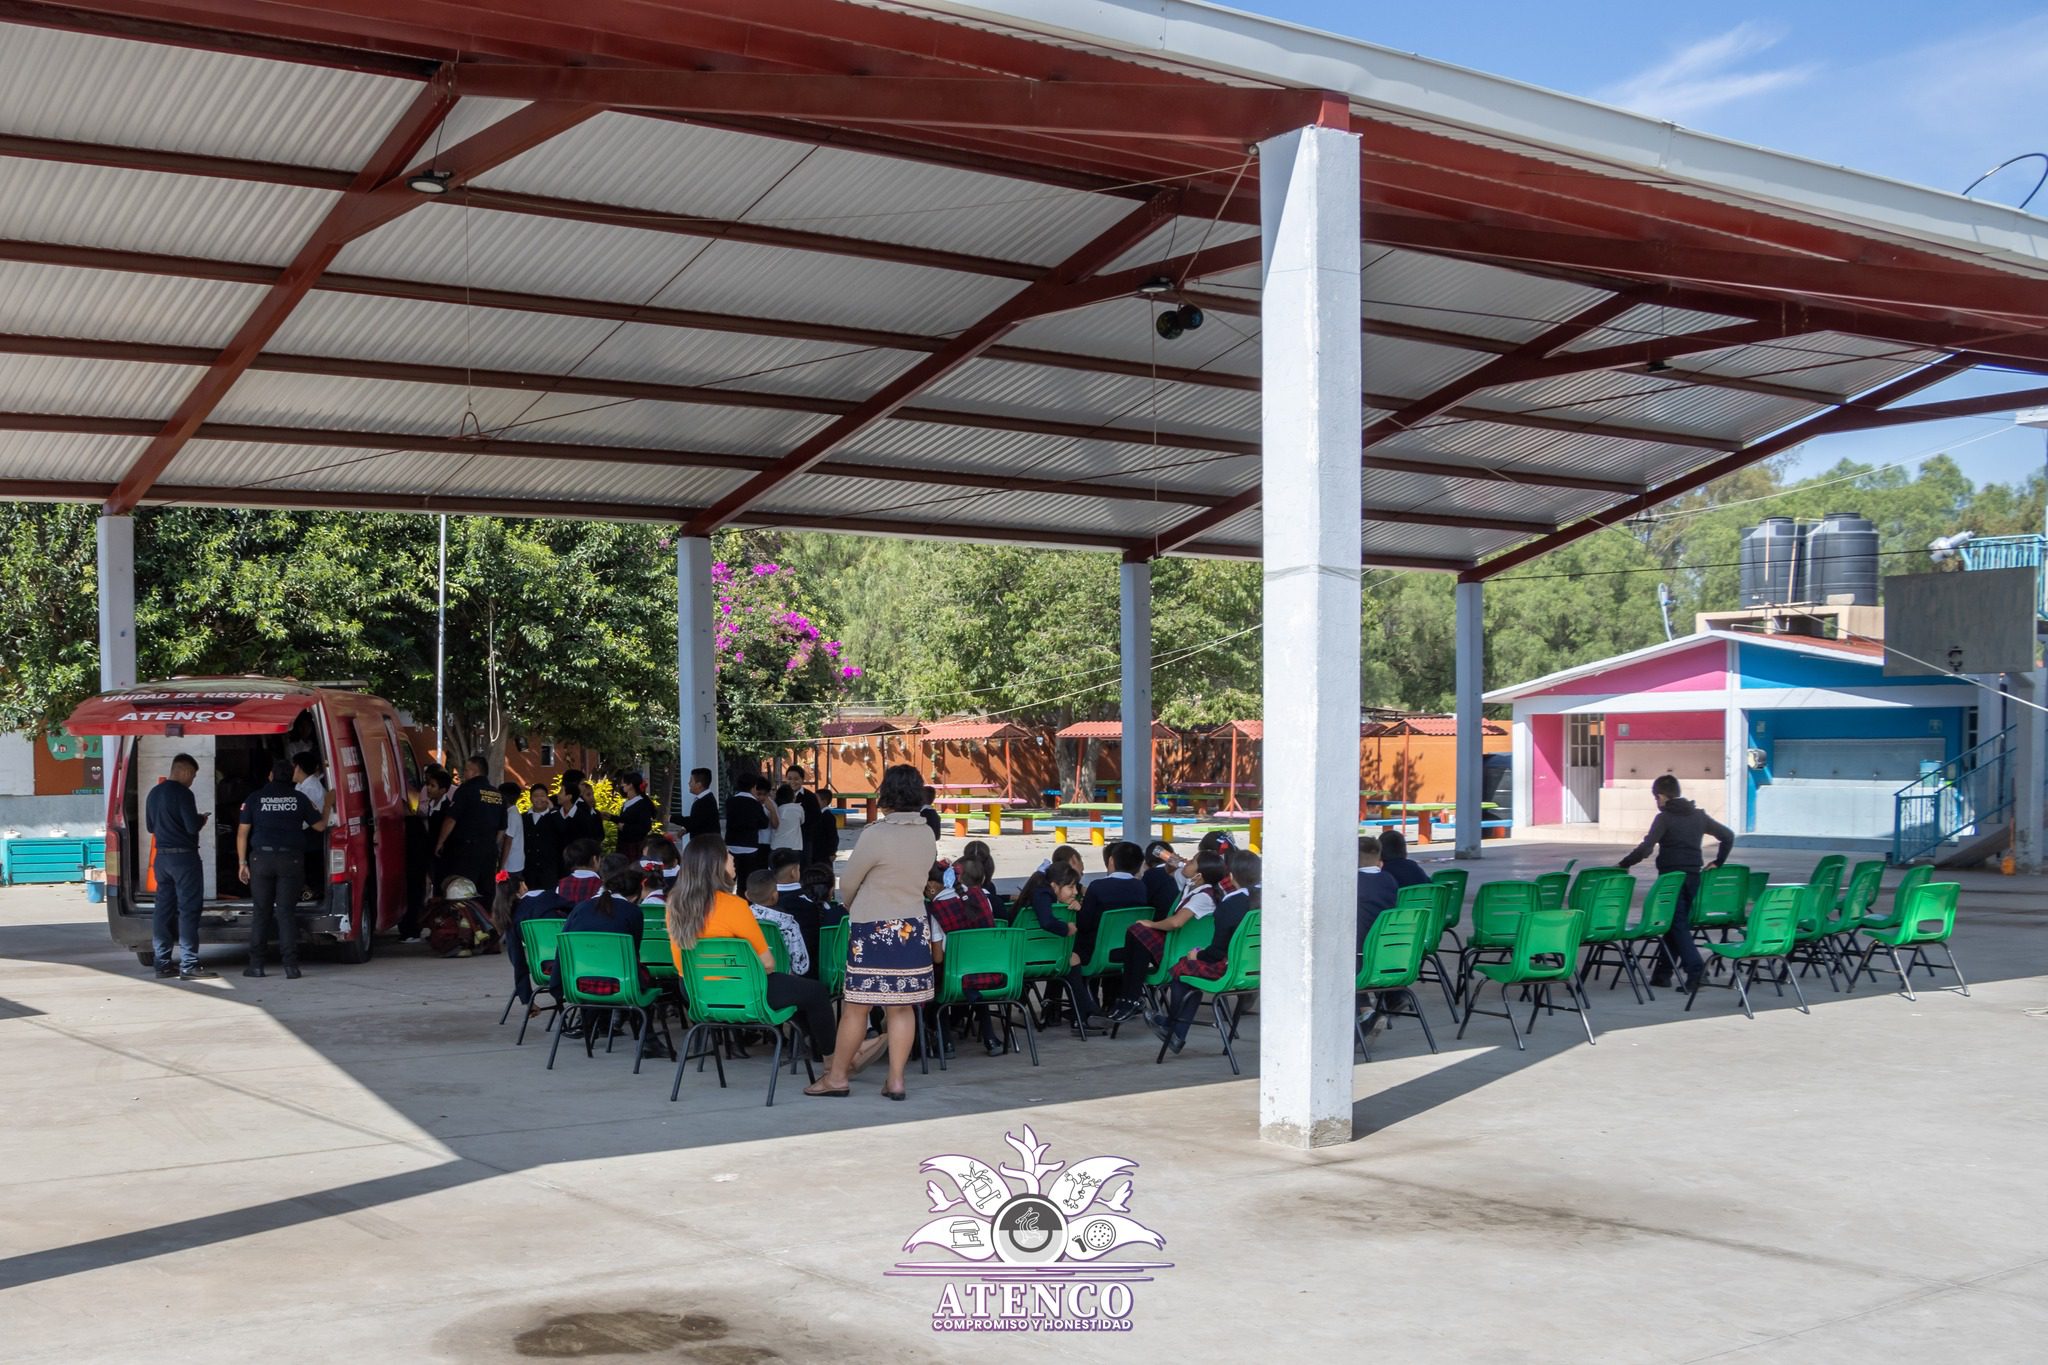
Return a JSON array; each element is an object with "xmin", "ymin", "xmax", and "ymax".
[
  {"xmin": 1510, "ymin": 705, "xmax": 1533, "ymax": 837},
  {"xmin": 1119, "ymin": 559, "xmax": 1153, "ymax": 844},
  {"xmin": 96, "ymin": 515, "xmax": 136, "ymax": 690},
  {"xmin": 1256, "ymin": 121, "xmax": 1362, "ymax": 1150},
  {"xmin": 1723, "ymin": 639, "xmax": 1745, "ymax": 832},
  {"xmin": 677, "ymin": 536, "xmax": 718, "ymax": 794},
  {"xmin": 2015, "ymin": 668, "xmax": 2045, "ymax": 873},
  {"xmin": 1453, "ymin": 580, "xmax": 1484, "ymax": 859}
]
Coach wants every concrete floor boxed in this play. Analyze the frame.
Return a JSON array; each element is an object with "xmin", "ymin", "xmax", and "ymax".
[{"xmin": 3, "ymin": 843, "xmax": 2045, "ymax": 1363}]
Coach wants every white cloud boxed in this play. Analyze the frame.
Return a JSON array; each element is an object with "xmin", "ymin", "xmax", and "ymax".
[{"xmin": 1597, "ymin": 22, "xmax": 1817, "ymax": 121}]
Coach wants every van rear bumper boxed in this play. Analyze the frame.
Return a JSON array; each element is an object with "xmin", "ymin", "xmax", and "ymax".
[{"xmin": 108, "ymin": 882, "xmax": 357, "ymax": 949}]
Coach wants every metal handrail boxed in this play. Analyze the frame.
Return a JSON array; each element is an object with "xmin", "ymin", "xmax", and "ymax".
[
  {"xmin": 1957, "ymin": 534, "xmax": 2048, "ymax": 617},
  {"xmin": 1892, "ymin": 725, "xmax": 2015, "ymax": 864}
]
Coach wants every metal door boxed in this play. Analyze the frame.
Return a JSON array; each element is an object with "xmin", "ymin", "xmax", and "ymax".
[{"xmin": 1564, "ymin": 715, "xmax": 1603, "ymax": 824}]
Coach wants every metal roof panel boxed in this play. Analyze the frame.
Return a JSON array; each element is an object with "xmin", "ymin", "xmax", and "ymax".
[
  {"xmin": 0, "ymin": 260, "xmax": 264, "ymax": 347},
  {"xmin": 0, "ymin": 158, "xmax": 338, "ymax": 265},
  {"xmin": 0, "ymin": 429, "xmax": 147, "ymax": 482},
  {"xmin": 0, "ymin": 354, "xmax": 196, "ymax": 418}
]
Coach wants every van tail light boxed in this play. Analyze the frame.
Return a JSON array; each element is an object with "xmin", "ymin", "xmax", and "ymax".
[
  {"xmin": 105, "ymin": 843, "xmax": 120, "ymax": 881},
  {"xmin": 329, "ymin": 846, "xmax": 348, "ymax": 880}
]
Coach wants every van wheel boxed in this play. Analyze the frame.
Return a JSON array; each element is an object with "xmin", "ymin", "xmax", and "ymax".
[
  {"xmin": 338, "ymin": 913, "xmax": 375, "ymax": 965},
  {"xmin": 135, "ymin": 950, "xmax": 155, "ymax": 968}
]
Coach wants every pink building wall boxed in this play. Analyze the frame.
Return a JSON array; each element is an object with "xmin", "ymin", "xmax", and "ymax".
[
  {"xmin": 1531, "ymin": 713, "xmax": 1563, "ymax": 825},
  {"xmin": 1605, "ymin": 711, "xmax": 1723, "ymax": 780},
  {"xmin": 1529, "ymin": 642, "xmax": 1726, "ymax": 698}
]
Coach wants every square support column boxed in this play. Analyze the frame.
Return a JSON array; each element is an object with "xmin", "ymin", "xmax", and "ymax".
[
  {"xmin": 1120, "ymin": 560, "xmax": 1153, "ymax": 844},
  {"xmin": 1256, "ymin": 121, "xmax": 1362, "ymax": 1150},
  {"xmin": 96, "ymin": 515, "xmax": 136, "ymax": 690},
  {"xmin": 1453, "ymin": 580, "xmax": 1484, "ymax": 859},
  {"xmin": 677, "ymin": 536, "xmax": 718, "ymax": 796}
]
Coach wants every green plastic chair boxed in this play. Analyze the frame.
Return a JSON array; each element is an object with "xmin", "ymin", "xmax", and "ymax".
[
  {"xmin": 1574, "ymin": 873, "xmax": 1648, "ymax": 1002},
  {"xmin": 753, "ymin": 915, "xmax": 793, "ymax": 976},
  {"xmin": 1457, "ymin": 880, "xmax": 1539, "ymax": 1005},
  {"xmin": 546, "ymin": 931, "xmax": 666, "ymax": 1073},
  {"xmin": 1070, "ymin": 905, "xmax": 1150, "ymax": 1039},
  {"xmin": 1155, "ymin": 910, "xmax": 1261, "ymax": 1074},
  {"xmin": 1533, "ymin": 871, "xmax": 1569, "ymax": 913},
  {"xmin": 507, "ymin": 917, "xmax": 566, "ymax": 1045},
  {"xmin": 1429, "ymin": 868, "xmax": 1470, "ymax": 949},
  {"xmin": 1690, "ymin": 865, "xmax": 1751, "ymax": 937},
  {"xmin": 670, "ymin": 937, "xmax": 811, "ymax": 1106},
  {"xmin": 1566, "ymin": 866, "xmax": 1628, "ymax": 914},
  {"xmin": 1354, "ymin": 903, "xmax": 1438, "ymax": 1058},
  {"xmin": 1017, "ymin": 914, "xmax": 1080, "ymax": 1028},
  {"xmin": 1854, "ymin": 881, "xmax": 1967, "ymax": 1000},
  {"xmin": 1785, "ymin": 880, "xmax": 1850, "ymax": 993},
  {"xmin": 1809, "ymin": 853, "xmax": 1847, "ymax": 896},
  {"xmin": 1619, "ymin": 870, "xmax": 1686, "ymax": 992},
  {"xmin": 1405, "ymin": 881, "xmax": 1462, "ymax": 1021},
  {"xmin": 1108, "ymin": 916, "xmax": 1213, "ymax": 1039},
  {"xmin": 1685, "ymin": 884, "xmax": 1807, "ymax": 1019},
  {"xmin": 1456, "ymin": 907, "xmax": 1593, "ymax": 1050},
  {"xmin": 818, "ymin": 919, "xmax": 850, "ymax": 998},
  {"xmin": 929, "ymin": 927, "xmax": 1038, "ymax": 1068},
  {"xmin": 1745, "ymin": 869, "xmax": 1769, "ymax": 907},
  {"xmin": 1859, "ymin": 864, "xmax": 1929, "ymax": 936}
]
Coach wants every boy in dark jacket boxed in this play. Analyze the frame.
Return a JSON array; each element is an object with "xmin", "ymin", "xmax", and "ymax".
[{"xmin": 1618, "ymin": 774, "xmax": 1735, "ymax": 991}]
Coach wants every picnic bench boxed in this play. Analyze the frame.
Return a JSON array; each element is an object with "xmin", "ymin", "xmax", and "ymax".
[
  {"xmin": 1366, "ymin": 802, "xmax": 1498, "ymax": 844},
  {"xmin": 838, "ymin": 790, "xmax": 879, "ymax": 822},
  {"xmin": 934, "ymin": 795, "xmax": 1033, "ymax": 837}
]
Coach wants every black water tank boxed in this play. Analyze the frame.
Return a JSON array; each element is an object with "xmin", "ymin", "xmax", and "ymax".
[
  {"xmin": 1806, "ymin": 511, "xmax": 1880, "ymax": 605},
  {"xmin": 1740, "ymin": 518, "xmax": 1804, "ymax": 606}
]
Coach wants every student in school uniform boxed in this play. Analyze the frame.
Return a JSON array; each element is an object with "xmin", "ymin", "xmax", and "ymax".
[
  {"xmin": 1013, "ymin": 846, "xmax": 1085, "ymax": 923},
  {"xmin": 1154, "ymin": 850, "xmax": 1261, "ymax": 1053},
  {"xmin": 724, "ymin": 773, "xmax": 773, "ymax": 889},
  {"xmin": 556, "ymin": 770, "xmax": 603, "ymax": 851},
  {"xmin": 496, "ymin": 781, "xmax": 527, "ymax": 887},
  {"xmin": 611, "ymin": 770, "xmax": 656, "ymax": 860},
  {"xmin": 1112, "ymin": 849, "xmax": 1226, "ymax": 1020},
  {"xmin": 1376, "ymin": 829, "xmax": 1430, "ymax": 890},
  {"xmin": 1141, "ymin": 840, "xmax": 1184, "ymax": 918},
  {"xmin": 768, "ymin": 851, "xmax": 827, "ymax": 977},
  {"xmin": 1069, "ymin": 840, "xmax": 1154, "ymax": 1025},
  {"xmin": 1356, "ymin": 834, "xmax": 1400, "ymax": 941},
  {"xmin": 554, "ymin": 854, "xmax": 666, "ymax": 1054},
  {"xmin": 524, "ymin": 782, "xmax": 563, "ymax": 895},
  {"xmin": 683, "ymin": 767, "xmax": 720, "ymax": 843},
  {"xmin": 642, "ymin": 833, "xmax": 682, "ymax": 894},
  {"xmin": 496, "ymin": 868, "xmax": 566, "ymax": 1016},
  {"xmin": 801, "ymin": 862, "xmax": 848, "ymax": 930},
  {"xmin": 745, "ymin": 869, "xmax": 811, "ymax": 977},
  {"xmin": 781, "ymin": 764, "xmax": 824, "ymax": 864},
  {"xmin": 555, "ymin": 838, "xmax": 605, "ymax": 905},
  {"xmin": 926, "ymin": 859, "xmax": 1005, "ymax": 1055},
  {"xmin": 919, "ymin": 785, "xmax": 942, "ymax": 841},
  {"xmin": 771, "ymin": 784, "xmax": 808, "ymax": 863}
]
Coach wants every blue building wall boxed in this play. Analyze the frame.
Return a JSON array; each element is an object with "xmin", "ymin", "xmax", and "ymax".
[
  {"xmin": 1744, "ymin": 706, "xmax": 1966, "ymax": 831},
  {"xmin": 1736, "ymin": 643, "xmax": 1928, "ymax": 690}
]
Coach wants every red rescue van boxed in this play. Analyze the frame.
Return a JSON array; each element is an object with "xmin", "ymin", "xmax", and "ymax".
[{"xmin": 66, "ymin": 677, "xmax": 420, "ymax": 965}]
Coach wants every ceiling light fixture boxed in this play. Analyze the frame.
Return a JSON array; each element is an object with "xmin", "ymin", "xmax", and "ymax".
[
  {"xmin": 407, "ymin": 168, "xmax": 455, "ymax": 195},
  {"xmin": 1137, "ymin": 275, "xmax": 1173, "ymax": 296}
]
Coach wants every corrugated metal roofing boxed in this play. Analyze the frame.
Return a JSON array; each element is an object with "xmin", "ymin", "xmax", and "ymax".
[
  {"xmin": 0, "ymin": 158, "xmax": 338, "ymax": 265},
  {"xmin": 0, "ymin": 22, "xmax": 416, "ymax": 169},
  {"xmin": 0, "ymin": 260, "xmax": 264, "ymax": 347},
  {"xmin": 0, "ymin": 1, "xmax": 2036, "ymax": 579}
]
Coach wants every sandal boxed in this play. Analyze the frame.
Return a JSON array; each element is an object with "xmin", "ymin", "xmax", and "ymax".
[
  {"xmin": 847, "ymin": 1033, "xmax": 890, "ymax": 1075},
  {"xmin": 881, "ymin": 1088, "xmax": 907, "ymax": 1102},
  {"xmin": 803, "ymin": 1081, "xmax": 851, "ymax": 1098}
]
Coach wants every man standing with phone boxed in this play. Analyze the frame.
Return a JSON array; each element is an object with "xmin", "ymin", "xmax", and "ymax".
[{"xmin": 145, "ymin": 753, "xmax": 212, "ymax": 980}]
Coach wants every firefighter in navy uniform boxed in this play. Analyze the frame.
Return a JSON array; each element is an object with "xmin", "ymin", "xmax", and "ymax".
[
  {"xmin": 435, "ymin": 756, "xmax": 507, "ymax": 897},
  {"xmin": 237, "ymin": 758, "xmax": 326, "ymax": 979}
]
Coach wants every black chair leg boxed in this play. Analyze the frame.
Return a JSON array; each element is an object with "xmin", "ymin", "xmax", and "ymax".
[
  {"xmin": 630, "ymin": 1006, "xmax": 649, "ymax": 1075},
  {"xmin": 1215, "ymin": 996, "xmax": 1241, "ymax": 1075}
]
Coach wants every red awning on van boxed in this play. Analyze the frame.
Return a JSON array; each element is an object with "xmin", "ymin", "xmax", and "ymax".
[{"xmin": 66, "ymin": 689, "xmax": 308, "ymax": 736}]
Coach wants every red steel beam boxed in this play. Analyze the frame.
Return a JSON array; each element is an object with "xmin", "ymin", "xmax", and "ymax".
[
  {"xmin": 682, "ymin": 192, "xmax": 1188, "ymax": 534},
  {"xmin": 0, "ymin": 0, "xmax": 440, "ymax": 74},
  {"xmin": 1363, "ymin": 455, "xmax": 1640, "ymax": 497},
  {"xmin": 1464, "ymin": 365, "xmax": 1960, "ymax": 581},
  {"xmin": 101, "ymin": 81, "xmax": 465, "ymax": 512},
  {"xmin": 437, "ymin": 66, "xmax": 1331, "ymax": 143}
]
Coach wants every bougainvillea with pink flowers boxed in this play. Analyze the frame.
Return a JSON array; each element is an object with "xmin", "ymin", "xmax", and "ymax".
[{"xmin": 708, "ymin": 544, "xmax": 860, "ymax": 766}]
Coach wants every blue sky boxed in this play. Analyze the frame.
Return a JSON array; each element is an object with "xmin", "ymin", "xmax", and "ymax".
[{"xmin": 1244, "ymin": 0, "xmax": 2048, "ymax": 498}]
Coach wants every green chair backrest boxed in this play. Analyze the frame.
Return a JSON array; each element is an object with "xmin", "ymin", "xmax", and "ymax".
[
  {"xmin": 1505, "ymin": 907, "xmax": 1585, "ymax": 981},
  {"xmin": 1147, "ymin": 917, "xmax": 1211, "ymax": 987},
  {"xmin": 1394, "ymin": 882, "xmax": 1439, "ymax": 916},
  {"xmin": 1077, "ymin": 906, "xmax": 1149, "ymax": 977},
  {"xmin": 1745, "ymin": 869, "xmax": 1769, "ymax": 906},
  {"xmin": 819, "ymin": 919, "xmax": 849, "ymax": 996},
  {"xmin": 1896, "ymin": 881, "xmax": 1959, "ymax": 944},
  {"xmin": 1579, "ymin": 873, "xmax": 1636, "ymax": 942},
  {"xmin": 1841, "ymin": 860, "xmax": 1884, "ymax": 922},
  {"xmin": 1566, "ymin": 866, "xmax": 1627, "ymax": 913},
  {"xmin": 937, "ymin": 927, "xmax": 1027, "ymax": 1004},
  {"xmin": 753, "ymin": 916, "xmax": 792, "ymax": 976},
  {"xmin": 1693, "ymin": 865, "xmax": 1750, "ymax": 928},
  {"xmin": 1018, "ymin": 919, "xmax": 1072, "ymax": 980},
  {"xmin": 520, "ymin": 918, "xmax": 565, "ymax": 991},
  {"xmin": 1631, "ymin": 871, "xmax": 1684, "ymax": 937},
  {"xmin": 1209, "ymin": 910, "xmax": 1262, "ymax": 992},
  {"xmin": 680, "ymin": 937, "xmax": 792, "ymax": 1027},
  {"xmin": 1471, "ymin": 880, "xmax": 1539, "ymax": 947},
  {"xmin": 1868, "ymin": 865, "xmax": 1932, "ymax": 931},
  {"xmin": 1428, "ymin": 869, "xmax": 1469, "ymax": 931},
  {"xmin": 1738, "ymin": 886, "xmax": 1803, "ymax": 957},
  {"xmin": 638, "ymin": 934, "xmax": 677, "ymax": 980},
  {"xmin": 1791, "ymin": 881, "xmax": 1828, "ymax": 938},
  {"xmin": 1355, "ymin": 904, "xmax": 1431, "ymax": 991},
  {"xmin": 555, "ymin": 931, "xmax": 655, "ymax": 1008},
  {"xmin": 1808, "ymin": 854, "xmax": 1847, "ymax": 904},
  {"xmin": 1533, "ymin": 872, "xmax": 1569, "ymax": 913}
]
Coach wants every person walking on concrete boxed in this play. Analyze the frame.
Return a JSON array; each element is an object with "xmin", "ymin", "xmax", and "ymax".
[
  {"xmin": 145, "ymin": 752, "xmax": 213, "ymax": 979},
  {"xmin": 237, "ymin": 758, "xmax": 326, "ymax": 979},
  {"xmin": 1618, "ymin": 774, "xmax": 1734, "ymax": 993}
]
